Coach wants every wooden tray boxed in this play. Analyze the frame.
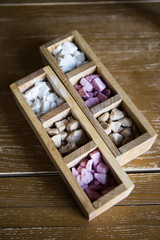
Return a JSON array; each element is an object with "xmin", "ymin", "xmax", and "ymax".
[
  {"xmin": 40, "ymin": 30, "xmax": 157, "ymax": 166},
  {"xmin": 10, "ymin": 66, "xmax": 134, "ymax": 220}
]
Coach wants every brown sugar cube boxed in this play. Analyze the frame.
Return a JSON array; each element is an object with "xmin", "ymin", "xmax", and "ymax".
[
  {"xmin": 110, "ymin": 121, "xmax": 122, "ymax": 133},
  {"xmin": 98, "ymin": 112, "xmax": 109, "ymax": 122},
  {"xmin": 121, "ymin": 136, "xmax": 133, "ymax": 146},
  {"xmin": 55, "ymin": 119, "xmax": 69, "ymax": 132},
  {"xmin": 120, "ymin": 117, "xmax": 133, "ymax": 128},
  {"xmin": 60, "ymin": 131, "xmax": 68, "ymax": 141},
  {"xmin": 59, "ymin": 142, "xmax": 77, "ymax": 155},
  {"xmin": 121, "ymin": 128, "xmax": 132, "ymax": 138},
  {"xmin": 66, "ymin": 129, "xmax": 88, "ymax": 146},
  {"xmin": 109, "ymin": 133, "xmax": 123, "ymax": 146},
  {"xmin": 110, "ymin": 108, "xmax": 124, "ymax": 121},
  {"xmin": 51, "ymin": 134, "xmax": 61, "ymax": 148},
  {"xmin": 67, "ymin": 120, "xmax": 80, "ymax": 132},
  {"xmin": 46, "ymin": 128, "xmax": 59, "ymax": 136}
]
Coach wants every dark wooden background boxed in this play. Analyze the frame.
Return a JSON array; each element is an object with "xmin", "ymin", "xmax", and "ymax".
[{"xmin": 0, "ymin": 0, "xmax": 159, "ymax": 239}]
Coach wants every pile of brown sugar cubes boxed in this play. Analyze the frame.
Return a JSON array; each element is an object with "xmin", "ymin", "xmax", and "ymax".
[
  {"xmin": 45, "ymin": 115, "xmax": 88, "ymax": 156},
  {"xmin": 97, "ymin": 108, "xmax": 140, "ymax": 147}
]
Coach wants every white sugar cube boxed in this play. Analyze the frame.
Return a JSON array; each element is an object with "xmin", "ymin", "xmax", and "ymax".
[
  {"xmin": 62, "ymin": 41, "xmax": 78, "ymax": 55},
  {"xmin": 31, "ymin": 98, "xmax": 41, "ymax": 114},
  {"xmin": 56, "ymin": 97, "xmax": 64, "ymax": 106},
  {"xmin": 50, "ymin": 101, "xmax": 58, "ymax": 110},
  {"xmin": 41, "ymin": 100, "xmax": 51, "ymax": 113},
  {"xmin": 38, "ymin": 83, "xmax": 50, "ymax": 99},
  {"xmin": 58, "ymin": 54, "xmax": 76, "ymax": 73},
  {"xmin": 46, "ymin": 93, "xmax": 56, "ymax": 103},
  {"xmin": 74, "ymin": 51, "xmax": 85, "ymax": 67},
  {"xmin": 24, "ymin": 85, "xmax": 40, "ymax": 101}
]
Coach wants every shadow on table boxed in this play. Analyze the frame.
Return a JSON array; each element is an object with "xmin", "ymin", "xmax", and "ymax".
[{"xmin": 126, "ymin": 2, "xmax": 160, "ymax": 28}]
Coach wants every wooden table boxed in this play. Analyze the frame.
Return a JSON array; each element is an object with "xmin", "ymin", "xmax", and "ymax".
[{"xmin": 0, "ymin": 0, "xmax": 160, "ymax": 239}]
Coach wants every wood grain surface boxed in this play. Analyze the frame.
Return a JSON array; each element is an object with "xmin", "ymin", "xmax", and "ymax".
[{"xmin": 0, "ymin": 0, "xmax": 159, "ymax": 239}]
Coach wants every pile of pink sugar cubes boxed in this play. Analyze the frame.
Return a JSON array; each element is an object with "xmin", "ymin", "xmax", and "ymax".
[
  {"xmin": 71, "ymin": 149, "xmax": 117, "ymax": 201},
  {"xmin": 75, "ymin": 74, "xmax": 112, "ymax": 108}
]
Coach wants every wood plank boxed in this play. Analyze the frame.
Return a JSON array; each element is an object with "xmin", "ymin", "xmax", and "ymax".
[
  {"xmin": 1, "ymin": 224, "xmax": 159, "ymax": 240},
  {"xmin": 0, "ymin": 173, "xmax": 159, "ymax": 207},
  {"xmin": 0, "ymin": 205, "xmax": 159, "ymax": 228},
  {"xmin": 0, "ymin": 0, "xmax": 157, "ymax": 4},
  {"xmin": 0, "ymin": 0, "xmax": 117, "ymax": 4},
  {"xmin": 0, "ymin": 3, "xmax": 159, "ymax": 171}
]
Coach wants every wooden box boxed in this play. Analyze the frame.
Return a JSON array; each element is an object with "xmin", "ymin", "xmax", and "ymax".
[
  {"xmin": 10, "ymin": 66, "xmax": 134, "ymax": 220},
  {"xmin": 40, "ymin": 30, "xmax": 157, "ymax": 166}
]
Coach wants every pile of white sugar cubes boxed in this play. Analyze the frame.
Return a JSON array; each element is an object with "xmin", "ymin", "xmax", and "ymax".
[
  {"xmin": 52, "ymin": 41, "xmax": 86, "ymax": 73},
  {"xmin": 24, "ymin": 81, "xmax": 64, "ymax": 116}
]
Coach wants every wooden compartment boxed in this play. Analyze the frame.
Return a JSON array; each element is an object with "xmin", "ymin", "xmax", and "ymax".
[
  {"xmin": 68, "ymin": 147, "xmax": 126, "ymax": 213},
  {"xmin": 95, "ymin": 100, "xmax": 154, "ymax": 166},
  {"xmin": 39, "ymin": 31, "xmax": 92, "ymax": 82},
  {"xmin": 10, "ymin": 66, "xmax": 134, "ymax": 220},
  {"xmin": 41, "ymin": 102, "xmax": 95, "ymax": 161},
  {"xmin": 40, "ymin": 30, "xmax": 157, "ymax": 166}
]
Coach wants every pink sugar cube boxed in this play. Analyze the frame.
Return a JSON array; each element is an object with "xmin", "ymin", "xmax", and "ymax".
[
  {"xmin": 85, "ymin": 97, "xmax": 99, "ymax": 108},
  {"xmin": 77, "ymin": 165, "xmax": 83, "ymax": 174},
  {"xmin": 85, "ymin": 74, "xmax": 100, "ymax": 83},
  {"xmin": 97, "ymin": 93, "xmax": 108, "ymax": 102},
  {"xmin": 92, "ymin": 77, "xmax": 106, "ymax": 92},
  {"xmin": 84, "ymin": 83, "xmax": 93, "ymax": 92},
  {"xmin": 81, "ymin": 168, "xmax": 93, "ymax": 184},
  {"xmin": 102, "ymin": 88, "xmax": 111, "ymax": 97},
  {"xmin": 89, "ymin": 150, "xmax": 101, "ymax": 169},
  {"xmin": 86, "ymin": 159, "xmax": 93, "ymax": 172},
  {"xmin": 89, "ymin": 150, "xmax": 101, "ymax": 160},
  {"xmin": 94, "ymin": 173, "xmax": 107, "ymax": 185},
  {"xmin": 74, "ymin": 84, "xmax": 82, "ymax": 90},
  {"xmin": 76, "ymin": 175, "xmax": 84, "ymax": 187},
  {"xmin": 72, "ymin": 167, "xmax": 78, "ymax": 177},
  {"xmin": 88, "ymin": 92, "xmax": 93, "ymax": 98},
  {"xmin": 79, "ymin": 87, "xmax": 90, "ymax": 99},
  {"xmin": 80, "ymin": 77, "xmax": 88, "ymax": 85},
  {"xmin": 96, "ymin": 162, "xmax": 109, "ymax": 174},
  {"xmin": 80, "ymin": 158, "xmax": 88, "ymax": 167},
  {"xmin": 80, "ymin": 78, "xmax": 93, "ymax": 92}
]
